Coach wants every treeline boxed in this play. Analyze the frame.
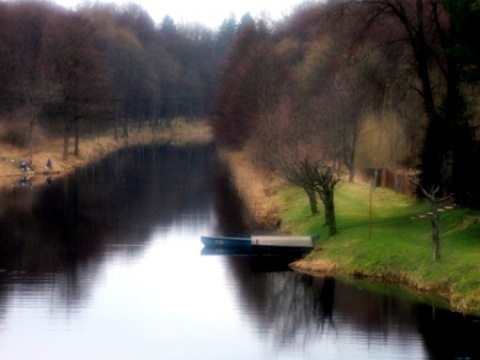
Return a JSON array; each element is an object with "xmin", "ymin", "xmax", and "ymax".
[
  {"xmin": 0, "ymin": 1, "xmax": 244, "ymax": 158},
  {"xmin": 212, "ymin": 0, "xmax": 480, "ymax": 208}
]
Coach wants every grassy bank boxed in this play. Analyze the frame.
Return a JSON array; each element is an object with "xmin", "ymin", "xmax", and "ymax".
[
  {"xmin": 280, "ymin": 181, "xmax": 480, "ymax": 314},
  {"xmin": 0, "ymin": 119, "xmax": 212, "ymax": 188},
  {"xmin": 220, "ymin": 150, "xmax": 480, "ymax": 314}
]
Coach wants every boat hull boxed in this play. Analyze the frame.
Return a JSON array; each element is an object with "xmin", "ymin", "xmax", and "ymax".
[
  {"xmin": 200, "ymin": 235, "xmax": 314, "ymax": 255},
  {"xmin": 200, "ymin": 236, "xmax": 251, "ymax": 248}
]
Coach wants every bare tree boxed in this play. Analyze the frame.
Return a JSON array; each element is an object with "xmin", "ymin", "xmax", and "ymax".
[
  {"xmin": 287, "ymin": 159, "xmax": 340, "ymax": 236},
  {"xmin": 20, "ymin": 78, "xmax": 60, "ymax": 161},
  {"xmin": 308, "ymin": 80, "xmax": 363, "ymax": 182},
  {"xmin": 410, "ymin": 176, "xmax": 451, "ymax": 261},
  {"xmin": 41, "ymin": 13, "xmax": 108, "ymax": 159},
  {"xmin": 251, "ymin": 96, "xmax": 317, "ymax": 216},
  {"xmin": 250, "ymin": 96, "xmax": 340, "ymax": 235},
  {"xmin": 1, "ymin": 2, "xmax": 59, "ymax": 162}
]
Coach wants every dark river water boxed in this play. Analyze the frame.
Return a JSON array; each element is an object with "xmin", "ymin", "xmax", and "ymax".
[{"xmin": 0, "ymin": 143, "xmax": 479, "ymax": 360}]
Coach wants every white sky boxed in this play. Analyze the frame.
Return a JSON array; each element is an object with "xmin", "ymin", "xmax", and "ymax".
[{"xmin": 53, "ymin": 0, "xmax": 311, "ymax": 29}]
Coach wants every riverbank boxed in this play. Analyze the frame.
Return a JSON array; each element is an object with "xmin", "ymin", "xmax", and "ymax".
[
  {"xmin": 0, "ymin": 119, "xmax": 213, "ymax": 189},
  {"xmin": 221, "ymin": 149, "xmax": 480, "ymax": 315},
  {"xmin": 217, "ymin": 150, "xmax": 284, "ymax": 230}
]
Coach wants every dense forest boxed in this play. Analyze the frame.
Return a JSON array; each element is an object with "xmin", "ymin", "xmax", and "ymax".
[
  {"xmin": 1, "ymin": 0, "xmax": 480, "ymax": 210},
  {"xmin": 212, "ymin": 0, "xmax": 480, "ymax": 210},
  {"xmin": 0, "ymin": 1, "xmax": 245, "ymax": 158}
]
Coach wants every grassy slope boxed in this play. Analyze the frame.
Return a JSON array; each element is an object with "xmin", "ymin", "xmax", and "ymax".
[{"xmin": 281, "ymin": 181, "xmax": 480, "ymax": 314}]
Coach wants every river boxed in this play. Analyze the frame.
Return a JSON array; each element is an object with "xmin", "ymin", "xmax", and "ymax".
[{"xmin": 0, "ymin": 143, "xmax": 479, "ymax": 360}]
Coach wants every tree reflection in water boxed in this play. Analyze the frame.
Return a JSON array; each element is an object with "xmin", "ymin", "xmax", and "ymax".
[
  {"xmin": 225, "ymin": 257, "xmax": 480, "ymax": 359},
  {"xmin": 0, "ymin": 143, "xmax": 218, "ymax": 305},
  {"xmin": 0, "ymin": 143, "xmax": 479, "ymax": 359},
  {"xmin": 318, "ymin": 276, "xmax": 336, "ymax": 334}
]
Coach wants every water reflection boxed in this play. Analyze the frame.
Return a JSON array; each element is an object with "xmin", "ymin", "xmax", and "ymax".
[
  {"xmin": 223, "ymin": 260, "xmax": 480, "ymax": 359},
  {"xmin": 418, "ymin": 305, "xmax": 480, "ymax": 359},
  {"xmin": 319, "ymin": 276, "xmax": 335, "ymax": 332},
  {"xmin": 0, "ymin": 144, "xmax": 218, "ymax": 306},
  {"xmin": 0, "ymin": 143, "xmax": 479, "ymax": 359}
]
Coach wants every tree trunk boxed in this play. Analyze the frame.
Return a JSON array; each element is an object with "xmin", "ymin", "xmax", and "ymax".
[
  {"xmin": 304, "ymin": 187, "xmax": 318, "ymax": 215},
  {"xmin": 348, "ymin": 166, "xmax": 355, "ymax": 182},
  {"xmin": 73, "ymin": 117, "xmax": 80, "ymax": 157},
  {"xmin": 28, "ymin": 119, "xmax": 34, "ymax": 162},
  {"xmin": 430, "ymin": 201, "xmax": 441, "ymax": 261},
  {"xmin": 325, "ymin": 193, "xmax": 337, "ymax": 236},
  {"xmin": 319, "ymin": 189, "xmax": 337, "ymax": 236},
  {"xmin": 114, "ymin": 103, "xmax": 119, "ymax": 141},
  {"xmin": 63, "ymin": 118, "xmax": 70, "ymax": 160},
  {"xmin": 122, "ymin": 116, "xmax": 129, "ymax": 138},
  {"xmin": 411, "ymin": 176, "xmax": 443, "ymax": 262}
]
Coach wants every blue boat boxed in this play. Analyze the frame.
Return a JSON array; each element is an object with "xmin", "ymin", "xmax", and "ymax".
[
  {"xmin": 200, "ymin": 236, "xmax": 251, "ymax": 248},
  {"xmin": 200, "ymin": 235, "xmax": 315, "ymax": 254}
]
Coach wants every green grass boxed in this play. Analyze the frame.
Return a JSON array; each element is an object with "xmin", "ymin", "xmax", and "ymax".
[{"xmin": 280, "ymin": 181, "xmax": 480, "ymax": 314}]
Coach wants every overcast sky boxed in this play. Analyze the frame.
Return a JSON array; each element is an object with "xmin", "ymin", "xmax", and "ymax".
[{"xmin": 53, "ymin": 0, "xmax": 310, "ymax": 29}]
